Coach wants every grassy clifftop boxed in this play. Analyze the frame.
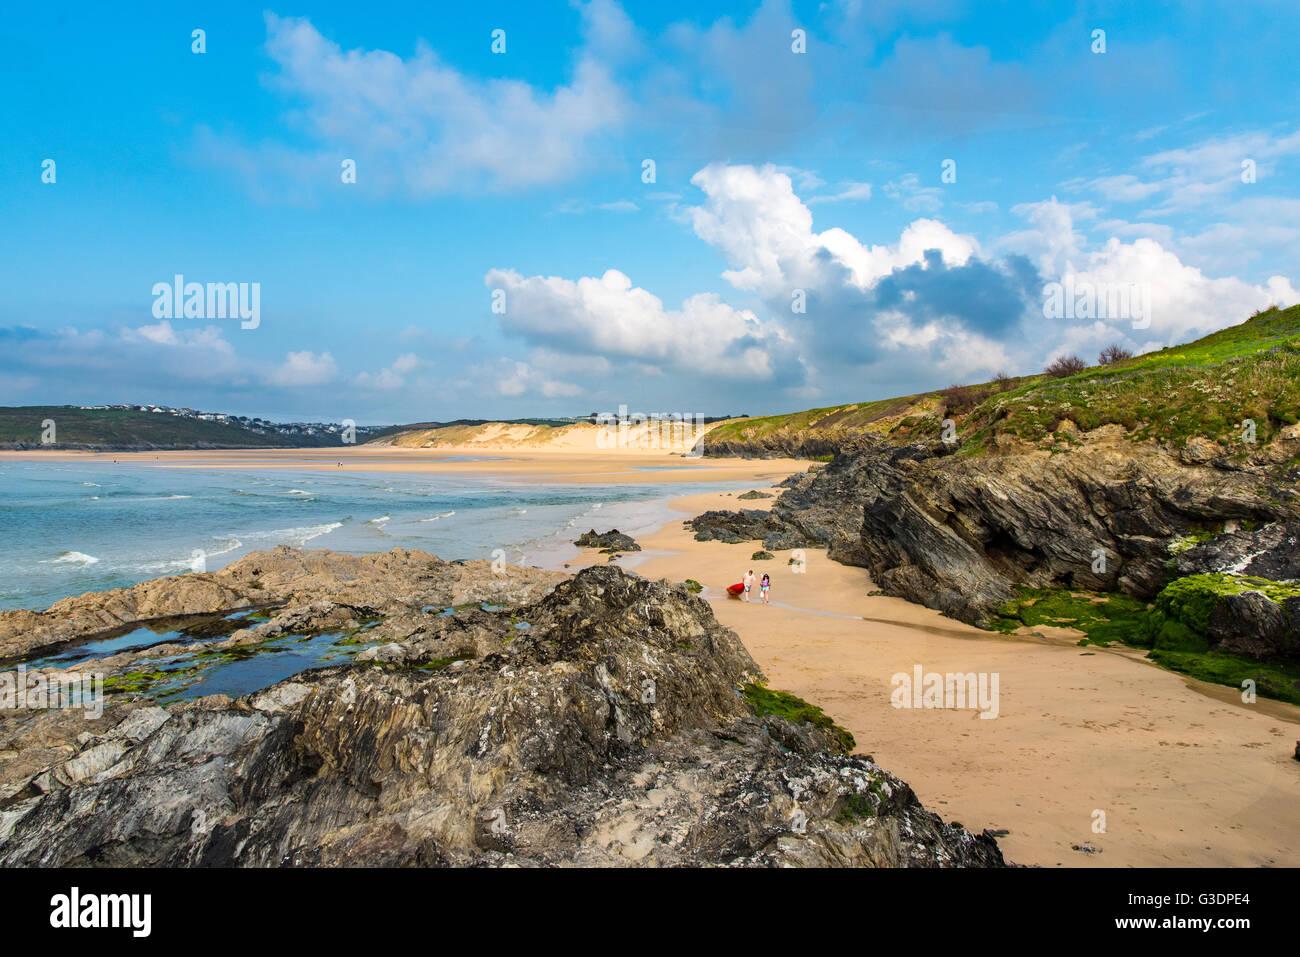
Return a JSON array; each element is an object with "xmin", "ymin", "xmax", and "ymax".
[{"xmin": 703, "ymin": 304, "xmax": 1300, "ymax": 456}]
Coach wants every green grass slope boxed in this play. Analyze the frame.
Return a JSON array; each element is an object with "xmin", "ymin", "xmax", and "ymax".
[{"xmin": 704, "ymin": 304, "xmax": 1300, "ymax": 456}]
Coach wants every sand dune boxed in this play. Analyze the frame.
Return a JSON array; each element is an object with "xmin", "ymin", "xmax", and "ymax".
[{"xmin": 369, "ymin": 418, "xmax": 730, "ymax": 454}]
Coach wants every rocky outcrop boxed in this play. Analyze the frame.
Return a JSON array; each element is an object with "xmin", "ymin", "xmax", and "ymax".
[
  {"xmin": 1155, "ymin": 524, "xmax": 1300, "ymax": 661},
  {"xmin": 686, "ymin": 509, "xmax": 814, "ymax": 551},
  {"xmin": 574, "ymin": 529, "xmax": 641, "ymax": 553},
  {"xmin": 1172, "ymin": 522, "xmax": 1300, "ymax": 583},
  {"xmin": 1146, "ymin": 572, "xmax": 1300, "ymax": 662},
  {"xmin": 740, "ymin": 428, "xmax": 1300, "ymax": 625},
  {"xmin": 0, "ymin": 547, "xmax": 565, "ymax": 663},
  {"xmin": 702, "ymin": 435, "xmax": 847, "ymax": 460},
  {"xmin": 0, "ymin": 563, "xmax": 1005, "ymax": 868}
]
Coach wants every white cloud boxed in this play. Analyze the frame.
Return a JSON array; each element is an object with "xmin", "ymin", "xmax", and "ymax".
[
  {"xmin": 555, "ymin": 198, "xmax": 639, "ymax": 214},
  {"xmin": 209, "ymin": 13, "xmax": 626, "ymax": 197},
  {"xmin": 271, "ymin": 350, "xmax": 337, "ymax": 387},
  {"xmin": 1084, "ymin": 174, "xmax": 1163, "ymax": 203},
  {"xmin": 807, "ymin": 181, "xmax": 873, "ymax": 204},
  {"xmin": 355, "ymin": 352, "xmax": 422, "ymax": 390},
  {"xmin": 689, "ymin": 163, "xmax": 976, "ymax": 296},
  {"xmin": 467, "ymin": 358, "xmax": 582, "ymax": 399},
  {"xmin": 485, "ymin": 265, "xmax": 790, "ymax": 380},
  {"xmin": 882, "ymin": 173, "xmax": 944, "ymax": 213},
  {"xmin": 1004, "ymin": 200, "xmax": 1297, "ymax": 348}
]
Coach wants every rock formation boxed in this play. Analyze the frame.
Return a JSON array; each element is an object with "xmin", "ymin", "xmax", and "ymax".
[
  {"xmin": 574, "ymin": 529, "xmax": 642, "ymax": 553},
  {"xmin": 0, "ymin": 556, "xmax": 1005, "ymax": 868},
  {"xmin": 693, "ymin": 426, "xmax": 1300, "ymax": 628}
]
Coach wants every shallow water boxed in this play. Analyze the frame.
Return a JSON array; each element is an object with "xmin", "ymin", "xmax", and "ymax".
[
  {"xmin": 147, "ymin": 628, "xmax": 382, "ymax": 702},
  {"xmin": 21, "ymin": 610, "xmax": 261, "ymax": 669},
  {"xmin": 0, "ymin": 462, "xmax": 749, "ymax": 610}
]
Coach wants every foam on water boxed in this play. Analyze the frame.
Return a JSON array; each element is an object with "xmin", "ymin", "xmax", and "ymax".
[{"xmin": 0, "ymin": 462, "xmax": 753, "ymax": 610}]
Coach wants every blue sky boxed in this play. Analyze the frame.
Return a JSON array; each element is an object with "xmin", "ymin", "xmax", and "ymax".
[{"xmin": 2, "ymin": 0, "xmax": 1297, "ymax": 423}]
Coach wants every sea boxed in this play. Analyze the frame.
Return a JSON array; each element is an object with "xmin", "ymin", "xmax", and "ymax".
[{"xmin": 0, "ymin": 459, "xmax": 747, "ymax": 611}]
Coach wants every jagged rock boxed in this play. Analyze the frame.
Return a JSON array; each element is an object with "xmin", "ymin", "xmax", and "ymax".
[
  {"xmin": 0, "ymin": 547, "xmax": 566, "ymax": 662},
  {"xmin": 742, "ymin": 430, "xmax": 1297, "ymax": 624},
  {"xmin": 686, "ymin": 509, "xmax": 813, "ymax": 551},
  {"xmin": 737, "ymin": 490, "xmax": 773, "ymax": 500},
  {"xmin": 0, "ymin": 564, "xmax": 1005, "ymax": 868},
  {"xmin": 1173, "ymin": 523, "xmax": 1300, "ymax": 582},
  {"xmin": 574, "ymin": 529, "xmax": 641, "ymax": 553},
  {"xmin": 1147, "ymin": 573, "xmax": 1300, "ymax": 662},
  {"xmin": 702, "ymin": 434, "xmax": 847, "ymax": 459}
]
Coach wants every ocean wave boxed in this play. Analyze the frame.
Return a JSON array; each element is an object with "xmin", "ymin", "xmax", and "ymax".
[
  {"xmin": 45, "ymin": 551, "xmax": 100, "ymax": 567},
  {"xmin": 131, "ymin": 537, "xmax": 243, "ymax": 576},
  {"xmin": 417, "ymin": 511, "xmax": 456, "ymax": 523},
  {"xmin": 110, "ymin": 494, "xmax": 192, "ymax": 502},
  {"xmin": 205, "ymin": 537, "xmax": 242, "ymax": 558},
  {"xmin": 240, "ymin": 522, "xmax": 343, "ymax": 547},
  {"xmin": 368, "ymin": 514, "xmax": 390, "ymax": 525}
]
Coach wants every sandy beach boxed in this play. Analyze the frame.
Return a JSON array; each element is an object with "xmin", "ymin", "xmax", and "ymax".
[
  {"xmin": 0, "ymin": 446, "xmax": 805, "ymax": 486},
  {"xmin": 590, "ymin": 487, "xmax": 1300, "ymax": 869}
]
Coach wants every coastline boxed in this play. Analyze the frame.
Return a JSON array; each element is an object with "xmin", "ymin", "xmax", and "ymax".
[
  {"xmin": 7, "ymin": 448, "xmax": 1299, "ymax": 868},
  {"xmin": 576, "ymin": 486, "xmax": 1300, "ymax": 869}
]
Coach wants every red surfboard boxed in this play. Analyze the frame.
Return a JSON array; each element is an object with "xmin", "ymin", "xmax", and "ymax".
[{"xmin": 726, "ymin": 582, "xmax": 745, "ymax": 597}]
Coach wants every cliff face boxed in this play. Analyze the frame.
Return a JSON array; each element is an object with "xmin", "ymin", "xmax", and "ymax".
[
  {"xmin": 0, "ymin": 559, "xmax": 1005, "ymax": 868},
  {"xmin": 702, "ymin": 435, "xmax": 848, "ymax": 460},
  {"xmin": 694, "ymin": 426, "xmax": 1300, "ymax": 633}
]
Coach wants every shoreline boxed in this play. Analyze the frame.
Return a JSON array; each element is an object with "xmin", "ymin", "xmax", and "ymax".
[
  {"xmin": 7, "ymin": 450, "xmax": 1299, "ymax": 868},
  {"xmin": 0, "ymin": 446, "xmax": 805, "ymax": 486},
  {"xmin": 576, "ymin": 486, "xmax": 1300, "ymax": 869}
]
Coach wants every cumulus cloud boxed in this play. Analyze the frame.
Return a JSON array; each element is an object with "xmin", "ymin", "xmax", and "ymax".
[
  {"xmin": 354, "ymin": 353, "xmax": 422, "ymax": 391},
  {"xmin": 1003, "ymin": 197, "xmax": 1296, "ymax": 350},
  {"xmin": 271, "ymin": 350, "xmax": 337, "ymax": 387},
  {"xmin": 688, "ymin": 163, "xmax": 978, "ymax": 297},
  {"xmin": 484, "ymin": 265, "xmax": 797, "ymax": 382}
]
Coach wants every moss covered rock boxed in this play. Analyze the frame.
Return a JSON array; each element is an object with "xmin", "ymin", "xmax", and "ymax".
[{"xmin": 1149, "ymin": 573, "xmax": 1300, "ymax": 661}]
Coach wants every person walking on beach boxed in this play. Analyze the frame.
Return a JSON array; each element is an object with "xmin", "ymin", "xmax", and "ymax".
[
  {"xmin": 760, "ymin": 573, "xmax": 770, "ymax": 605},
  {"xmin": 742, "ymin": 569, "xmax": 754, "ymax": 602}
]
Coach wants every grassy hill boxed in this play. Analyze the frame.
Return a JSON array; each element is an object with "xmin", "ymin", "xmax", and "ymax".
[
  {"xmin": 703, "ymin": 304, "xmax": 1300, "ymax": 456},
  {"xmin": 0, "ymin": 407, "xmax": 345, "ymax": 450}
]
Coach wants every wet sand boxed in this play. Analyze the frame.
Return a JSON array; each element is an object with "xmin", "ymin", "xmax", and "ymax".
[
  {"xmin": 599, "ymin": 488, "xmax": 1300, "ymax": 868},
  {"xmin": 0, "ymin": 447, "xmax": 804, "ymax": 486}
]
